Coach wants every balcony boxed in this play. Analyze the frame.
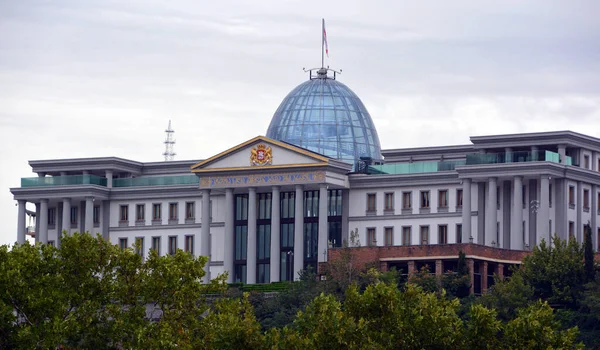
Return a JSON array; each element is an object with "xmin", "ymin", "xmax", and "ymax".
[
  {"xmin": 365, "ymin": 160, "xmax": 466, "ymax": 175},
  {"xmin": 113, "ymin": 175, "xmax": 199, "ymax": 187},
  {"xmin": 465, "ymin": 150, "xmax": 572, "ymax": 166},
  {"xmin": 21, "ymin": 175, "xmax": 107, "ymax": 187}
]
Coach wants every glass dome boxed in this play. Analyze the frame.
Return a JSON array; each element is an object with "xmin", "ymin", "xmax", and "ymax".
[{"xmin": 266, "ymin": 69, "xmax": 382, "ymax": 163}]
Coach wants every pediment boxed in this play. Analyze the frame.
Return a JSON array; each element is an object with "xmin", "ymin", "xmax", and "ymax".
[{"xmin": 191, "ymin": 136, "xmax": 329, "ymax": 173}]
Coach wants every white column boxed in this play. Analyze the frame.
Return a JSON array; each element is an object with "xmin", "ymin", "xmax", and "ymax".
[
  {"xmin": 201, "ymin": 189, "xmax": 211, "ymax": 282},
  {"xmin": 62, "ymin": 198, "xmax": 71, "ymax": 236},
  {"xmin": 461, "ymin": 179, "xmax": 472, "ymax": 243},
  {"xmin": 39, "ymin": 199, "xmax": 48, "ymax": 244},
  {"xmin": 17, "ymin": 200, "xmax": 26, "ymax": 244},
  {"xmin": 318, "ymin": 184, "xmax": 328, "ymax": 264},
  {"xmin": 246, "ymin": 188, "xmax": 257, "ymax": 284},
  {"xmin": 558, "ymin": 144, "xmax": 567, "ymax": 164},
  {"xmin": 293, "ymin": 185, "xmax": 304, "ymax": 280},
  {"xmin": 85, "ymin": 197, "xmax": 94, "ymax": 234},
  {"xmin": 537, "ymin": 176, "xmax": 550, "ymax": 245},
  {"xmin": 270, "ymin": 186, "xmax": 281, "ymax": 282},
  {"xmin": 105, "ymin": 170, "xmax": 113, "ymax": 188},
  {"xmin": 485, "ymin": 178, "xmax": 498, "ymax": 246},
  {"xmin": 223, "ymin": 188, "xmax": 234, "ymax": 283},
  {"xmin": 511, "ymin": 176, "xmax": 524, "ymax": 250}
]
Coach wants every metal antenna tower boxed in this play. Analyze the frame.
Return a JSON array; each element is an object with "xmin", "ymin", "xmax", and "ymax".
[{"xmin": 163, "ymin": 120, "xmax": 176, "ymax": 161}]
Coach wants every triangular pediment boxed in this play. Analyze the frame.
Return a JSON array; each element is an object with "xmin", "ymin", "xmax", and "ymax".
[{"xmin": 191, "ymin": 136, "xmax": 329, "ymax": 173}]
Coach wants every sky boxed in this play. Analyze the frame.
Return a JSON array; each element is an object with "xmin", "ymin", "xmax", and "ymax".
[{"xmin": 0, "ymin": 0, "xmax": 599, "ymax": 246}]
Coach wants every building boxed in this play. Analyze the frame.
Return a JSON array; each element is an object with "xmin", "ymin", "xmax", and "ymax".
[{"xmin": 10, "ymin": 67, "xmax": 600, "ymax": 293}]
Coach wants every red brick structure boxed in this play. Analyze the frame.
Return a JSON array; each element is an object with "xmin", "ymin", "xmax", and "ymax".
[{"xmin": 324, "ymin": 243, "xmax": 532, "ymax": 295}]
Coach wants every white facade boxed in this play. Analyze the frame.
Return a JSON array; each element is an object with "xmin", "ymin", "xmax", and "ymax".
[{"xmin": 11, "ymin": 131, "xmax": 600, "ymax": 284}]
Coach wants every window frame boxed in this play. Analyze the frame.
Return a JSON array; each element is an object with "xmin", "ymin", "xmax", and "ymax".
[
  {"xmin": 169, "ymin": 202, "xmax": 178, "ymax": 222},
  {"xmin": 568, "ymin": 185, "xmax": 575, "ymax": 208},
  {"xmin": 402, "ymin": 226, "xmax": 411, "ymax": 246},
  {"xmin": 135, "ymin": 237, "xmax": 144, "ymax": 257},
  {"xmin": 185, "ymin": 201, "xmax": 195, "ymax": 220},
  {"xmin": 151, "ymin": 236, "xmax": 161, "ymax": 255},
  {"xmin": 367, "ymin": 227, "xmax": 376, "ymax": 246},
  {"xmin": 420, "ymin": 225, "xmax": 429, "ymax": 245},
  {"xmin": 119, "ymin": 205, "xmax": 129, "ymax": 222},
  {"xmin": 119, "ymin": 238, "xmax": 128, "ymax": 250},
  {"xmin": 456, "ymin": 189, "xmax": 463, "ymax": 208},
  {"xmin": 384, "ymin": 227, "xmax": 393, "ymax": 246},
  {"xmin": 185, "ymin": 235, "xmax": 194, "ymax": 254},
  {"xmin": 438, "ymin": 224, "xmax": 448, "ymax": 245},
  {"xmin": 136, "ymin": 204, "xmax": 145, "ymax": 222},
  {"xmin": 384, "ymin": 192, "xmax": 394, "ymax": 212},
  {"xmin": 420, "ymin": 191, "xmax": 430, "ymax": 209},
  {"xmin": 152, "ymin": 203, "xmax": 162, "ymax": 222},
  {"xmin": 168, "ymin": 236, "xmax": 178, "ymax": 255},
  {"xmin": 438, "ymin": 189, "xmax": 448, "ymax": 209},
  {"xmin": 402, "ymin": 191, "xmax": 412, "ymax": 210},
  {"xmin": 366, "ymin": 193, "xmax": 377, "ymax": 213}
]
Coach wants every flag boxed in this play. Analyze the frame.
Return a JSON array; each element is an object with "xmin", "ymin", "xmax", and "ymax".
[{"xmin": 323, "ymin": 19, "xmax": 329, "ymax": 57}]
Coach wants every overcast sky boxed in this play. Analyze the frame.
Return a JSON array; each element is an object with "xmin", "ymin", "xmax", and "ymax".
[{"xmin": 1, "ymin": 0, "xmax": 599, "ymax": 246}]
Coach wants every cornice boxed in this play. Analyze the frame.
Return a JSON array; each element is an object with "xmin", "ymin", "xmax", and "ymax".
[
  {"xmin": 10, "ymin": 185, "xmax": 110, "ymax": 201},
  {"xmin": 349, "ymin": 172, "xmax": 460, "ymax": 188}
]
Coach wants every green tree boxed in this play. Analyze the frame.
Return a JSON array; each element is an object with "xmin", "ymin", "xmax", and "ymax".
[
  {"xmin": 480, "ymin": 270, "xmax": 534, "ymax": 321},
  {"xmin": 520, "ymin": 235, "xmax": 584, "ymax": 308},
  {"xmin": 0, "ymin": 232, "xmax": 229, "ymax": 349}
]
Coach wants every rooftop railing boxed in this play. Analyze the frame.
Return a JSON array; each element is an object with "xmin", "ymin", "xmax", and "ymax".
[
  {"xmin": 21, "ymin": 175, "xmax": 107, "ymax": 187},
  {"xmin": 465, "ymin": 150, "xmax": 572, "ymax": 165},
  {"xmin": 366, "ymin": 160, "xmax": 466, "ymax": 175},
  {"xmin": 113, "ymin": 175, "xmax": 199, "ymax": 187}
]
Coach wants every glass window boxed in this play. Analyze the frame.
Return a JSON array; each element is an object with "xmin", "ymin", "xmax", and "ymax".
[
  {"xmin": 257, "ymin": 225, "xmax": 271, "ymax": 260},
  {"xmin": 152, "ymin": 204, "xmax": 162, "ymax": 220},
  {"xmin": 169, "ymin": 203, "xmax": 178, "ymax": 220},
  {"xmin": 384, "ymin": 193, "xmax": 394, "ymax": 211},
  {"xmin": 569, "ymin": 186, "xmax": 575, "ymax": 206},
  {"xmin": 281, "ymin": 223, "xmax": 294, "ymax": 249},
  {"xmin": 236, "ymin": 195, "xmax": 249, "ymax": 221},
  {"xmin": 327, "ymin": 189, "xmax": 343, "ymax": 217},
  {"xmin": 47, "ymin": 208, "xmax": 56, "ymax": 226},
  {"xmin": 235, "ymin": 226, "xmax": 248, "ymax": 260},
  {"xmin": 151, "ymin": 236, "xmax": 161, "ymax": 255},
  {"xmin": 119, "ymin": 205, "xmax": 128, "ymax": 222},
  {"xmin": 384, "ymin": 227, "xmax": 393, "ymax": 246},
  {"xmin": 420, "ymin": 191, "xmax": 430, "ymax": 209},
  {"xmin": 367, "ymin": 228, "xmax": 376, "ymax": 246},
  {"xmin": 304, "ymin": 222, "xmax": 318, "ymax": 259},
  {"xmin": 328, "ymin": 221, "xmax": 342, "ymax": 248},
  {"xmin": 136, "ymin": 204, "xmax": 145, "ymax": 221},
  {"xmin": 367, "ymin": 193, "xmax": 376, "ymax": 212},
  {"xmin": 168, "ymin": 236, "xmax": 177, "ymax": 255},
  {"xmin": 456, "ymin": 189, "xmax": 463, "ymax": 208},
  {"xmin": 568, "ymin": 222, "xmax": 575, "ymax": 240},
  {"xmin": 280, "ymin": 192, "xmax": 295, "ymax": 219},
  {"xmin": 70, "ymin": 207, "xmax": 78, "ymax": 224},
  {"xmin": 258, "ymin": 263, "xmax": 270, "ymax": 284},
  {"xmin": 402, "ymin": 192, "xmax": 412, "ymax": 209},
  {"xmin": 304, "ymin": 191, "xmax": 319, "ymax": 217},
  {"xmin": 456, "ymin": 224, "xmax": 462, "ymax": 244},
  {"xmin": 420, "ymin": 226, "xmax": 429, "ymax": 245},
  {"xmin": 438, "ymin": 190, "xmax": 448, "ymax": 208},
  {"xmin": 185, "ymin": 202, "xmax": 195, "ymax": 220},
  {"xmin": 584, "ymin": 189, "xmax": 590, "ymax": 209},
  {"xmin": 402, "ymin": 227, "xmax": 411, "ymax": 245},
  {"xmin": 135, "ymin": 237, "xmax": 144, "ymax": 257},
  {"xmin": 93, "ymin": 205, "xmax": 100, "ymax": 224},
  {"xmin": 185, "ymin": 235, "xmax": 194, "ymax": 254},
  {"xmin": 119, "ymin": 238, "xmax": 127, "ymax": 250},
  {"xmin": 438, "ymin": 225, "xmax": 448, "ymax": 244},
  {"xmin": 257, "ymin": 193, "xmax": 272, "ymax": 220}
]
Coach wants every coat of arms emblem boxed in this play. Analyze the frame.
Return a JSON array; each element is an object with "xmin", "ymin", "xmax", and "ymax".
[{"xmin": 250, "ymin": 144, "xmax": 272, "ymax": 166}]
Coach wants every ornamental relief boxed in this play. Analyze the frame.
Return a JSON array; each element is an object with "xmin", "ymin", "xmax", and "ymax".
[{"xmin": 200, "ymin": 171, "xmax": 326, "ymax": 188}]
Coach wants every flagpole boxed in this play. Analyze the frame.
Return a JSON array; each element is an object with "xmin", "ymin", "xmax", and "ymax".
[{"xmin": 321, "ymin": 18, "xmax": 324, "ymax": 68}]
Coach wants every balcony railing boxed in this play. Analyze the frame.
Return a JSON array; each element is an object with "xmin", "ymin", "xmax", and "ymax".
[
  {"xmin": 113, "ymin": 175, "xmax": 199, "ymax": 187},
  {"xmin": 366, "ymin": 160, "xmax": 466, "ymax": 175},
  {"xmin": 465, "ymin": 150, "xmax": 572, "ymax": 166},
  {"xmin": 21, "ymin": 175, "xmax": 107, "ymax": 187}
]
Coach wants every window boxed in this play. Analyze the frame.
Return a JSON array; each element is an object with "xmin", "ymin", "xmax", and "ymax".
[
  {"xmin": 584, "ymin": 155, "xmax": 590, "ymax": 169},
  {"xmin": 438, "ymin": 225, "xmax": 448, "ymax": 244},
  {"xmin": 549, "ymin": 184, "xmax": 553, "ymax": 208},
  {"xmin": 169, "ymin": 203, "xmax": 178, "ymax": 221},
  {"xmin": 119, "ymin": 205, "xmax": 128, "ymax": 222},
  {"xmin": 304, "ymin": 191, "xmax": 319, "ymax": 217},
  {"xmin": 402, "ymin": 227, "xmax": 411, "ymax": 245},
  {"xmin": 402, "ymin": 192, "xmax": 412, "ymax": 209},
  {"xmin": 119, "ymin": 238, "xmax": 127, "ymax": 250},
  {"xmin": 135, "ymin": 237, "xmax": 144, "ymax": 257},
  {"xmin": 568, "ymin": 186, "xmax": 575, "ymax": 207},
  {"xmin": 456, "ymin": 189, "xmax": 463, "ymax": 208},
  {"xmin": 70, "ymin": 207, "xmax": 78, "ymax": 224},
  {"xmin": 185, "ymin": 202, "xmax": 195, "ymax": 220},
  {"xmin": 522, "ymin": 185, "xmax": 527, "ymax": 208},
  {"xmin": 420, "ymin": 226, "xmax": 429, "ymax": 245},
  {"xmin": 367, "ymin": 228, "xmax": 376, "ymax": 246},
  {"xmin": 152, "ymin": 203, "xmax": 162, "ymax": 221},
  {"xmin": 583, "ymin": 189, "xmax": 590, "ymax": 210},
  {"xmin": 496, "ymin": 186, "xmax": 500, "ymax": 209},
  {"xmin": 47, "ymin": 208, "xmax": 56, "ymax": 226},
  {"xmin": 168, "ymin": 236, "xmax": 177, "ymax": 255},
  {"xmin": 438, "ymin": 190, "xmax": 448, "ymax": 208},
  {"xmin": 598, "ymin": 228, "xmax": 600, "ymax": 251},
  {"xmin": 568, "ymin": 221, "xmax": 575, "ymax": 241},
  {"xmin": 384, "ymin": 227, "xmax": 393, "ymax": 246},
  {"xmin": 420, "ymin": 191, "xmax": 430, "ymax": 209},
  {"xmin": 456, "ymin": 224, "xmax": 462, "ymax": 244},
  {"xmin": 136, "ymin": 204, "xmax": 145, "ymax": 221},
  {"xmin": 48, "ymin": 241, "xmax": 55, "ymax": 247},
  {"xmin": 93, "ymin": 205, "xmax": 100, "ymax": 225},
  {"xmin": 185, "ymin": 235, "xmax": 194, "ymax": 254},
  {"xmin": 367, "ymin": 193, "xmax": 376, "ymax": 212},
  {"xmin": 384, "ymin": 192, "xmax": 394, "ymax": 211},
  {"xmin": 151, "ymin": 236, "xmax": 161, "ymax": 255}
]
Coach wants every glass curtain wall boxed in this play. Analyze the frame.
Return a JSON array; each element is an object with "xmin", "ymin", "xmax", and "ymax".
[
  {"xmin": 234, "ymin": 194, "xmax": 248, "ymax": 283},
  {"xmin": 256, "ymin": 193, "xmax": 272, "ymax": 283},
  {"xmin": 280, "ymin": 192, "xmax": 295, "ymax": 281},
  {"xmin": 328, "ymin": 189, "xmax": 343, "ymax": 248},
  {"xmin": 304, "ymin": 190, "xmax": 319, "ymax": 272}
]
